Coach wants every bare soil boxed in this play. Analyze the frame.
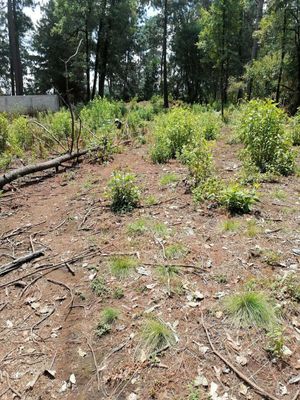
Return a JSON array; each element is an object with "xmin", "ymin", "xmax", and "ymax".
[{"xmin": 0, "ymin": 131, "xmax": 299, "ymax": 400}]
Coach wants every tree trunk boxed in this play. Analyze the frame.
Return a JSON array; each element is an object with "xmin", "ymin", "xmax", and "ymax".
[
  {"xmin": 98, "ymin": 32, "xmax": 109, "ymax": 98},
  {"xmin": 247, "ymin": 0, "xmax": 264, "ymax": 99},
  {"xmin": 85, "ymin": 24, "xmax": 90, "ymax": 101},
  {"xmin": 276, "ymin": 8, "xmax": 287, "ymax": 103},
  {"xmin": 7, "ymin": 0, "xmax": 23, "ymax": 95},
  {"xmin": 91, "ymin": 0, "xmax": 107, "ymax": 99},
  {"xmin": 163, "ymin": 0, "xmax": 169, "ymax": 108}
]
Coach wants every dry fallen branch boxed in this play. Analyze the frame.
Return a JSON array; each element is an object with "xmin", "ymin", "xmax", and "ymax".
[
  {"xmin": 0, "ymin": 250, "xmax": 44, "ymax": 277},
  {"xmin": 0, "ymin": 146, "xmax": 101, "ymax": 190},
  {"xmin": 201, "ymin": 316, "xmax": 281, "ymax": 400}
]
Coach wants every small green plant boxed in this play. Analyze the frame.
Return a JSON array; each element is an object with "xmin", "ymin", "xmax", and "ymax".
[
  {"xmin": 266, "ymin": 327, "xmax": 285, "ymax": 358},
  {"xmin": 113, "ymin": 287, "xmax": 124, "ymax": 299},
  {"xmin": 238, "ymin": 100, "xmax": 295, "ymax": 175},
  {"xmin": 8, "ymin": 116, "xmax": 33, "ymax": 152},
  {"xmin": 220, "ymin": 184, "xmax": 257, "ymax": 214},
  {"xmin": 150, "ymin": 221, "xmax": 169, "ymax": 238},
  {"xmin": 150, "ymin": 108, "xmax": 201, "ymax": 163},
  {"xmin": 165, "ymin": 243, "xmax": 188, "ymax": 259},
  {"xmin": 0, "ymin": 114, "xmax": 8, "ymax": 153},
  {"xmin": 221, "ymin": 219, "xmax": 240, "ymax": 232},
  {"xmin": 192, "ymin": 177, "xmax": 223, "ymax": 203},
  {"xmin": 281, "ymin": 274, "xmax": 300, "ymax": 302},
  {"xmin": 127, "ymin": 218, "xmax": 148, "ymax": 236},
  {"xmin": 188, "ymin": 385, "xmax": 203, "ymax": 400},
  {"xmin": 96, "ymin": 307, "xmax": 120, "ymax": 337},
  {"xmin": 159, "ymin": 172, "xmax": 180, "ymax": 186},
  {"xmin": 290, "ymin": 112, "xmax": 300, "ymax": 145},
  {"xmin": 273, "ymin": 189, "xmax": 286, "ymax": 201},
  {"xmin": 156, "ymin": 265, "xmax": 182, "ymax": 295},
  {"xmin": 107, "ymin": 170, "xmax": 140, "ymax": 213},
  {"xmin": 199, "ymin": 111, "xmax": 221, "ymax": 140},
  {"xmin": 245, "ymin": 219, "xmax": 260, "ymax": 238},
  {"xmin": 110, "ymin": 256, "xmax": 137, "ymax": 278},
  {"xmin": 140, "ymin": 317, "xmax": 176, "ymax": 356},
  {"xmin": 263, "ymin": 249, "xmax": 282, "ymax": 266},
  {"xmin": 144, "ymin": 195, "xmax": 157, "ymax": 206},
  {"xmin": 224, "ymin": 291, "xmax": 276, "ymax": 328},
  {"xmin": 91, "ymin": 277, "xmax": 108, "ymax": 297}
]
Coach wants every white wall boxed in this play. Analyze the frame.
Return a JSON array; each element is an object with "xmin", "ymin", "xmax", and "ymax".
[{"xmin": 0, "ymin": 95, "xmax": 60, "ymax": 114}]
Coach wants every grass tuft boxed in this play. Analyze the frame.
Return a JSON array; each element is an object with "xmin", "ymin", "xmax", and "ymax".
[
  {"xmin": 224, "ymin": 291, "xmax": 276, "ymax": 328},
  {"xmin": 96, "ymin": 307, "xmax": 120, "ymax": 337},
  {"xmin": 221, "ymin": 219, "xmax": 240, "ymax": 232},
  {"xmin": 141, "ymin": 317, "xmax": 176, "ymax": 356},
  {"xmin": 110, "ymin": 256, "xmax": 137, "ymax": 278},
  {"xmin": 159, "ymin": 173, "xmax": 180, "ymax": 186}
]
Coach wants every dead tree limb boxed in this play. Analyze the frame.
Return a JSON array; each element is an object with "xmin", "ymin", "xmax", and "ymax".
[
  {"xmin": 202, "ymin": 316, "xmax": 281, "ymax": 400},
  {"xmin": 0, "ymin": 147, "xmax": 99, "ymax": 190},
  {"xmin": 0, "ymin": 250, "xmax": 44, "ymax": 276}
]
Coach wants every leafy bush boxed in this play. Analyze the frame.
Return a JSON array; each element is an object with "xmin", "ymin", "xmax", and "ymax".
[
  {"xmin": 87, "ymin": 129, "xmax": 116, "ymax": 162},
  {"xmin": 290, "ymin": 112, "xmax": 300, "ymax": 145},
  {"xmin": 106, "ymin": 170, "xmax": 140, "ymax": 213},
  {"xmin": 42, "ymin": 110, "xmax": 71, "ymax": 141},
  {"xmin": 220, "ymin": 184, "xmax": 257, "ymax": 214},
  {"xmin": 80, "ymin": 97, "xmax": 122, "ymax": 132},
  {"xmin": 96, "ymin": 307, "xmax": 120, "ymax": 337},
  {"xmin": 225, "ymin": 291, "xmax": 276, "ymax": 328},
  {"xmin": 150, "ymin": 108, "xmax": 201, "ymax": 163},
  {"xmin": 192, "ymin": 177, "xmax": 223, "ymax": 203},
  {"xmin": 180, "ymin": 138, "xmax": 213, "ymax": 187},
  {"xmin": 150, "ymin": 95, "xmax": 164, "ymax": 114},
  {"xmin": 8, "ymin": 116, "xmax": 33, "ymax": 152},
  {"xmin": 0, "ymin": 114, "xmax": 8, "ymax": 153},
  {"xmin": 238, "ymin": 100, "xmax": 294, "ymax": 175}
]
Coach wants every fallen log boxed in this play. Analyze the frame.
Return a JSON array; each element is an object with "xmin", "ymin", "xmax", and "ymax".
[
  {"xmin": 0, "ymin": 147, "xmax": 97, "ymax": 190},
  {"xmin": 0, "ymin": 250, "xmax": 44, "ymax": 277}
]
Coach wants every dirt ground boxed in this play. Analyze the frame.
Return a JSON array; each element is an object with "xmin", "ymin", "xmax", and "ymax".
[{"xmin": 0, "ymin": 131, "xmax": 299, "ymax": 400}]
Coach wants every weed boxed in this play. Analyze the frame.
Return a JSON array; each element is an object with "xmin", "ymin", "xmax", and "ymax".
[
  {"xmin": 96, "ymin": 307, "xmax": 120, "ymax": 337},
  {"xmin": 188, "ymin": 385, "xmax": 203, "ymax": 400},
  {"xmin": 159, "ymin": 173, "xmax": 180, "ymax": 186},
  {"xmin": 192, "ymin": 177, "xmax": 223, "ymax": 203},
  {"xmin": 221, "ymin": 219, "xmax": 240, "ymax": 232},
  {"xmin": 273, "ymin": 189, "xmax": 286, "ymax": 201},
  {"xmin": 110, "ymin": 256, "xmax": 137, "ymax": 278},
  {"xmin": 238, "ymin": 99, "xmax": 295, "ymax": 175},
  {"xmin": 151, "ymin": 222, "xmax": 169, "ymax": 238},
  {"xmin": 141, "ymin": 317, "xmax": 176, "ymax": 356},
  {"xmin": 144, "ymin": 195, "xmax": 157, "ymax": 206},
  {"xmin": 165, "ymin": 243, "xmax": 188, "ymax": 259},
  {"xmin": 127, "ymin": 219, "xmax": 148, "ymax": 236},
  {"xmin": 113, "ymin": 287, "xmax": 124, "ymax": 299},
  {"xmin": 0, "ymin": 114, "xmax": 8, "ymax": 153},
  {"xmin": 157, "ymin": 265, "xmax": 179, "ymax": 279},
  {"xmin": 263, "ymin": 249, "xmax": 282, "ymax": 266},
  {"xmin": 246, "ymin": 219, "xmax": 260, "ymax": 238},
  {"xmin": 224, "ymin": 291, "xmax": 276, "ymax": 328},
  {"xmin": 107, "ymin": 170, "xmax": 140, "ymax": 213},
  {"xmin": 220, "ymin": 184, "xmax": 257, "ymax": 214},
  {"xmin": 266, "ymin": 327, "xmax": 285, "ymax": 358},
  {"xmin": 91, "ymin": 277, "xmax": 108, "ymax": 297}
]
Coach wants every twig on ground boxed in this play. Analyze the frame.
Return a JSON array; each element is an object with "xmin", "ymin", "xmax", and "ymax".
[
  {"xmin": 86, "ymin": 339, "xmax": 101, "ymax": 391},
  {"xmin": 201, "ymin": 315, "xmax": 281, "ymax": 400},
  {"xmin": 0, "ymin": 250, "xmax": 44, "ymax": 277}
]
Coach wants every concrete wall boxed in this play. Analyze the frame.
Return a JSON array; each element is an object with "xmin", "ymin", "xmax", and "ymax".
[{"xmin": 0, "ymin": 95, "xmax": 60, "ymax": 114}]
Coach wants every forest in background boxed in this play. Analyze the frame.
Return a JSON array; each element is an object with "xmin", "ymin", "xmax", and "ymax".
[{"xmin": 1, "ymin": 0, "xmax": 300, "ymax": 113}]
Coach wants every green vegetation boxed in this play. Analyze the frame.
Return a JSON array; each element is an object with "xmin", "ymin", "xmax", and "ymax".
[
  {"xmin": 238, "ymin": 100, "xmax": 295, "ymax": 176},
  {"xmin": 220, "ymin": 184, "xmax": 258, "ymax": 214},
  {"xmin": 127, "ymin": 218, "xmax": 148, "ymax": 236},
  {"xmin": 91, "ymin": 277, "xmax": 108, "ymax": 297},
  {"xmin": 141, "ymin": 317, "xmax": 176, "ymax": 356},
  {"xmin": 159, "ymin": 172, "xmax": 180, "ymax": 186},
  {"xmin": 96, "ymin": 307, "xmax": 120, "ymax": 337},
  {"xmin": 245, "ymin": 219, "xmax": 260, "ymax": 238},
  {"xmin": 221, "ymin": 219, "xmax": 240, "ymax": 232},
  {"xmin": 225, "ymin": 291, "xmax": 277, "ymax": 328},
  {"xmin": 110, "ymin": 256, "xmax": 137, "ymax": 278},
  {"xmin": 106, "ymin": 170, "xmax": 140, "ymax": 213},
  {"xmin": 165, "ymin": 243, "xmax": 188, "ymax": 260},
  {"xmin": 266, "ymin": 327, "xmax": 285, "ymax": 358},
  {"xmin": 0, "ymin": 114, "xmax": 8, "ymax": 154}
]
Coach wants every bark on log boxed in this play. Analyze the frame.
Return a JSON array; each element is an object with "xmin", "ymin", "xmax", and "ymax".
[
  {"xmin": 0, "ymin": 250, "xmax": 44, "ymax": 276},
  {"xmin": 0, "ymin": 148, "xmax": 96, "ymax": 190}
]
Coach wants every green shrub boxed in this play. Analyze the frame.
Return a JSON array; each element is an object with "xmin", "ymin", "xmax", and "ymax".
[
  {"xmin": 80, "ymin": 97, "xmax": 122, "ymax": 132},
  {"xmin": 8, "ymin": 116, "xmax": 33, "ymax": 151},
  {"xmin": 150, "ymin": 108, "xmax": 201, "ymax": 163},
  {"xmin": 192, "ymin": 177, "xmax": 223, "ymax": 203},
  {"xmin": 106, "ymin": 170, "xmax": 140, "ymax": 213},
  {"xmin": 96, "ymin": 307, "xmax": 120, "ymax": 337},
  {"xmin": 220, "ymin": 184, "xmax": 257, "ymax": 214},
  {"xmin": 180, "ymin": 138, "xmax": 213, "ymax": 187},
  {"xmin": 290, "ymin": 112, "xmax": 300, "ymax": 145},
  {"xmin": 225, "ymin": 291, "xmax": 276, "ymax": 328},
  {"xmin": 150, "ymin": 95, "xmax": 164, "ymax": 114},
  {"xmin": 42, "ymin": 109, "xmax": 71, "ymax": 141},
  {"xmin": 238, "ymin": 100, "xmax": 294, "ymax": 175},
  {"xmin": 0, "ymin": 114, "xmax": 8, "ymax": 153},
  {"xmin": 110, "ymin": 256, "xmax": 137, "ymax": 278},
  {"xmin": 198, "ymin": 111, "xmax": 221, "ymax": 140},
  {"xmin": 87, "ymin": 129, "xmax": 116, "ymax": 162}
]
